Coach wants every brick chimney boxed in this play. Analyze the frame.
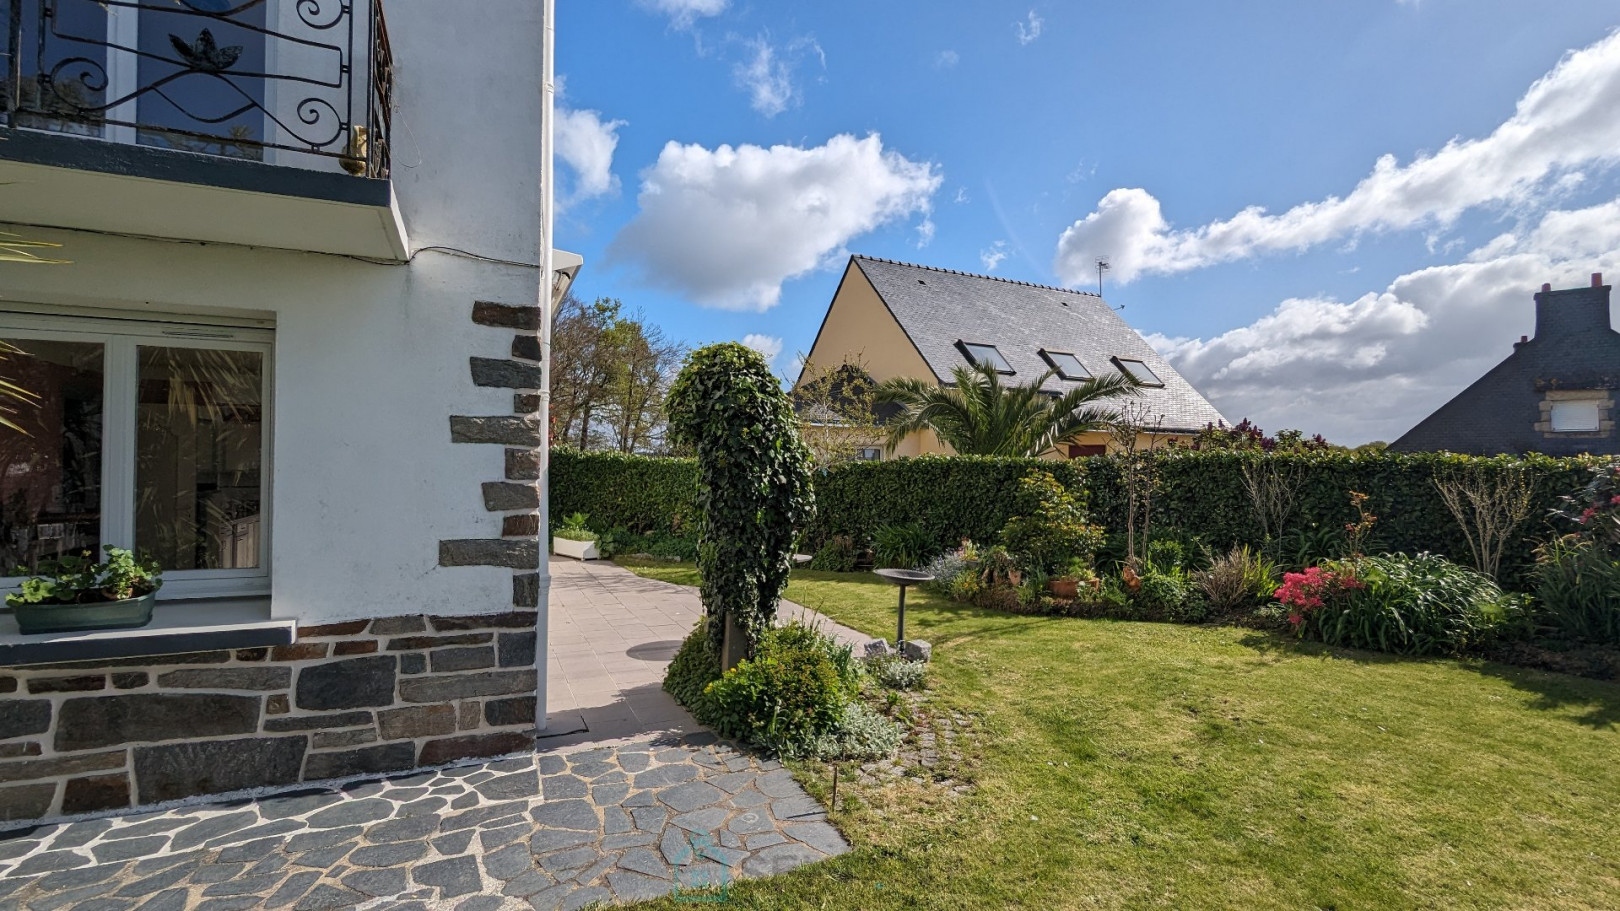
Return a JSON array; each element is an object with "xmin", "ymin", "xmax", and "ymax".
[{"xmin": 1533, "ymin": 274, "xmax": 1612, "ymax": 341}]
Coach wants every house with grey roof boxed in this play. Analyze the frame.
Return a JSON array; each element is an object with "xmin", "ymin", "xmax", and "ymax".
[
  {"xmin": 1391, "ymin": 275, "xmax": 1619, "ymax": 455},
  {"xmin": 797, "ymin": 255, "xmax": 1226, "ymax": 458}
]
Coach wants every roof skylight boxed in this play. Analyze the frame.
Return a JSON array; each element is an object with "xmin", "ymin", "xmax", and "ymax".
[
  {"xmin": 956, "ymin": 341, "xmax": 1014, "ymax": 374},
  {"xmin": 1039, "ymin": 350, "xmax": 1091, "ymax": 381},
  {"xmin": 1114, "ymin": 358, "xmax": 1164, "ymax": 387}
]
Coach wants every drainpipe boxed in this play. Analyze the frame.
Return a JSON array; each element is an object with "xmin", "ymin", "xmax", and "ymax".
[{"xmin": 534, "ymin": 0, "xmax": 556, "ymax": 732}]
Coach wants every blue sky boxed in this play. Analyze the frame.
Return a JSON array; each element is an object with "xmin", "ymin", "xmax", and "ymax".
[{"xmin": 555, "ymin": 1, "xmax": 1620, "ymax": 444}]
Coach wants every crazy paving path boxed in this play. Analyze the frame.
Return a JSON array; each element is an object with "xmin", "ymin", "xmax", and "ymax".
[{"xmin": 0, "ymin": 733, "xmax": 847, "ymax": 910}]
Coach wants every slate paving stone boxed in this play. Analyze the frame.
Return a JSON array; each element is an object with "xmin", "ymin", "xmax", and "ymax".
[
  {"xmin": 526, "ymin": 882, "xmax": 577, "ymax": 911},
  {"xmin": 262, "ymin": 871, "xmax": 321, "ymax": 909},
  {"xmin": 591, "ymin": 784, "xmax": 630, "ymax": 807},
  {"xmin": 286, "ymin": 826, "xmax": 362, "ymax": 854},
  {"xmin": 203, "ymin": 872, "xmax": 287, "ymax": 897},
  {"xmin": 570, "ymin": 761, "xmax": 614, "ymax": 779},
  {"xmin": 671, "ymin": 807, "xmax": 729, "ymax": 834},
  {"xmin": 258, "ymin": 792, "xmax": 341, "ymax": 820},
  {"xmin": 343, "ymin": 866, "xmax": 409, "ymax": 897},
  {"xmin": 13, "ymin": 851, "xmax": 91, "ymax": 876},
  {"xmin": 194, "ymin": 897, "xmax": 262, "ymax": 911},
  {"xmin": 729, "ymin": 788, "xmax": 771, "ymax": 809},
  {"xmin": 601, "ymin": 833, "xmax": 656, "ymax": 850},
  {"xmin": 478, "ymin": 822, "xmax": 530, "ymax": 850},
  {"xmin": 709, "ymin": 770, "xmax": 757, "ymax": 793},
  {"xmin": 168, "ymin": 812, "xmax": 259, "ymax": 852},
  {"xmin": 743, "ymin": 831, "xmax": 788, "ymax": 850},
  {"xmin": 726, "ymin": 810, "xmax": 778, "ymax": 835},
  {"xmin": 539, "ymin": 774, "xmax": 586, "ymax": 799},
  {"xmin": 783, "ymin": 821, "xmax": 848, "ymax": 855},
  {"xmin": 742, "ymin": 842, "xmax": 826, "ymax": 877},
  {"xmin": 634, "ymin": 764, "xmax": 700, "ymax": 790},
  {"xmin": 537, "ymin": 755, "xmax": 567, "ymax": 775},
  {"xmin": 658, "ymin": 781, "xmax": 724, "ymax": 813},
  {"xmin": 348, "ymin": 841, "xmax": 427, "ymax": 868},
  {"xmin": 293, "ymin": 884, "xmax": 366, "ymax": 911},
  {"xmin": 482, "ymin": 841, "xmax": 534, "ymax": 881},
  {"xmin": 46, "ymin": 819, "xmax": 113, "ymax": 850},
  {"xmin": 192, "ymin": 862, "xmax": 248, "ymax": 884},
  {"xmin": 621, "ymin": 789, "xmax": 658, "ymax": 808},
  {"xmin": 432, "ymin": 830, "xmax": 476, "ymax": 855},
  {"xmin": 363, "ymin": 812, "xmax": 439, "ymax": 843},
  {"xmin": 396, "ymin": 795, "xmax": 448, "ymax": 817},
  {"xmin": 616, "ymin": 847, "xmax": 671, "ymax": 880},
  {"xmin": 601, "ymin": 807, "xmax": 632, "ymax": 835},
  {"xmin": 538, "ymin": 845, "xmax": 599, "ymax": 874},
  {"xmin": 413, "ymin": 855, "xmax": 483, "ymax": 898},
  {"xmin": 756, "ymin": 770, "xmax": 802, "ymax": 799},
  {"xmin": 770, "ymin": 796, "xmax": 827, "ymax": 821},
  {"xmin": 499, "ymin": 870, "xmax": 555, "ymax": 898},
  {"xmin": 477, "ymin": 771, "xmax": 540, "ymax": 801},
  {"xmin": 304, "ymin": 800, "xmax": 393, "ymax": 830},
  {"xmin": 529, "ymin": 828, "xmax": 596, "ymax": 854},
  {"xmin": 533, "ymin": 799, "xmax": 597, "ymax": 831},
  {"xmin": 630, "ymin": 806, "xmax": 667, "ymax": 832},
  {"xmin": 36, "ymin": 861, "xmax": 125, "ymax": 891},
  {"xmin": 287, "ymin": 844, "xmax": 353, "ymax": 869},
  {"xmin": 459, "ymin": 896, "xmax": 505, "ymax": 911},
  {"xmin": 561, "ymin": 885, "xmax": 613, "ymax": 911}
]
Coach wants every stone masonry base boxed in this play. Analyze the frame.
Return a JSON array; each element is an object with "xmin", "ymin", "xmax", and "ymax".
[{"xmin": 0, "ymin": 609, "xmax": 539, "ymax": 827}]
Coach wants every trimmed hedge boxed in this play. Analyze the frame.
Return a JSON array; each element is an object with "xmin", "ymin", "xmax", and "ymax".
[{"xmin": 550, "ymin": 448, "xmax": 1594, "ymax": 590}]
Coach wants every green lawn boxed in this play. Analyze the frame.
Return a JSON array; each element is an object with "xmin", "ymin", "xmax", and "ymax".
[{"xmin": 618, "ymin": 560, "xmax": 1620, "ymax": 910}]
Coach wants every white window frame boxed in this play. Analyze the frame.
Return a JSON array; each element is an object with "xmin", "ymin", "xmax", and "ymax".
[
  {"xmin": 0, "ymin": 310, "xmax": 274, "ymax": 601},
  {"xmin": 1550, "ymin": 401, "xmax": 1602, "ymax": 433}
]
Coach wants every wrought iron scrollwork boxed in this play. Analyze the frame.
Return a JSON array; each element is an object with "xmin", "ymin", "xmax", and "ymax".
[{"xmin": 1, "ymin": 0, "xmax": 391, "ymax": 178}]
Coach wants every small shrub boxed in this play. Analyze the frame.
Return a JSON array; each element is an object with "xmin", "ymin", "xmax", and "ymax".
[
  {"xmin": 1532, "ymin": 536, "xmax": 1620, "ymax": 645},
  {"xmin": 553, "ymin": 512, "xmax": 596, "ymax": 543},
  {"xmin": 921, "ymin": 541, "xmax": 978, "ymax": 596},
  {"xmin": 866, "ymin": 654, "xmax": 928, "ymax": 690},
  {"xmin": 873, "ymin": 522, "xmax": 937, "ymax": 569},
  {"xmin": 699, "ymin": 623, "xmax": 861, "ymax": 758},
  {"xmin": 809, "ymin": 535, "xmax": 860, "ymax": 572},
  {"xmin": 1132, "ymin": 566, "xmax": 1202, "ymax": 622},
  {"xmin": 802, "ymin": 701, "xmax": 903, "ymax": 761},
  {"xmin": 1290, "ymin": 554, "xmax": 1522, "ymax": 656},
  {"xmin": 1195, "ymin": 545, "xmax": 1280, "ymax": 614},
  {"xmin": 1000, "ymin": 471, "xmax": 1105, "ymax": 574}
]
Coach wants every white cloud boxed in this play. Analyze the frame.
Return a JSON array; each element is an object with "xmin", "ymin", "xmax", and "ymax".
[
  {"xmin": 980, "ymin": 241, "xmax": 1008, "ymax": 272},
  {"xmin": 742, "ymin": 333, "xmax": 784, "ymax": 368},
  {"xmin": 936, "ymin": 49, "xmax": 960, "ymax": 69},
  {"xmin": 638, "ymin": 0, "xmax": 727, "ymax": 30},
  {"xmin": 554, "ymin": 106, "xmax": 625, "ymax": 209},
  {"xmin": 954, "ymin": 187, "xmax": 970, "ymax": 205},
  {"xmin": 1150, "ymin": 197, "xmax": 1620, "ymax": 444},
  {"xmin": 1014, "ymin": 10, "xmax": 1043, "ymax": 45},
  {"xmin": 915, "ymin": 217, "xmax": 936, "ymax": 248},
  {"xmin": 1055, "ymin": 29, "xmax": 1620, "ymax": 284},
  {"xmin": 611, "ymin": 133, "xmax": 942, "ymax": 311},
  {"xmin": 732, "ymin": 33, "xmax": 823, "ymax": 118}
]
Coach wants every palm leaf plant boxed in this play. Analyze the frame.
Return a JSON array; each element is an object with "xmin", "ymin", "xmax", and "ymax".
[{"xmin": 873, "ymin": 362, "xmax": 1138, "ymax": 458}]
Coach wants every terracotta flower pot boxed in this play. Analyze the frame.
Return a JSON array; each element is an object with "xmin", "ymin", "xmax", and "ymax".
[{"xmin": 1047, "ymin": 578, "xmax": 1080, "ymax": 599}]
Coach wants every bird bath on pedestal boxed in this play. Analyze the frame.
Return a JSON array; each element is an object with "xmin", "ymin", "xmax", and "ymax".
[{"xmin": 873, "ymin": 568, "xmax": 934, "ymax": 647}]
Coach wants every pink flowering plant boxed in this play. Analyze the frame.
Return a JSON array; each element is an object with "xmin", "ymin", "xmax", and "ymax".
[
  {"xmin": 1551, "ymin": 459, "xmax": 1620, "ymax": 549},
  {"xmin": 1274, "ymin": 564, "xmax": 1363, "ymax": 632}
]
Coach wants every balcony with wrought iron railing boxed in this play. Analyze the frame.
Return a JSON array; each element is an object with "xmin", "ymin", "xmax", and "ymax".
[{"xmin": 0, "ymin": 0, "xmax": 406, "ymax": 260}]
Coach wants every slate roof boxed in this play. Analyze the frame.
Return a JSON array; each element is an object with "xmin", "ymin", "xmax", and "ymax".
[
  {"xmin": 1390, "ymin": 281, "xmax": 1620, "ymax": 455},
  {"xmin": 846, "ymin": 255, "xmax": 1227, "ymax": 431}
]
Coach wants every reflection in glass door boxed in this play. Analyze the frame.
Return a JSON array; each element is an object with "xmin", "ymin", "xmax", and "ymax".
[
  {"xmin": 135, "ymin": 346, "xmax": 264, "ymax": 571},
  {"xmin": 0, "ymin": 339, "xmax": 105, "ymax": 573}
]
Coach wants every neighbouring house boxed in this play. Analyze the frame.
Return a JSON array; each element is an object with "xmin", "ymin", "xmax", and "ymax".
[
  {"xmin": 0, "ymin": 0, "xmax": 574, "ymax": 825},
  {"xmin": 1391, "ymin": 275, "xmax": 1618, "ymax": 455},
  {"xmin": 796, "ymin": 255, "xmax": 1226, "ymax": 457}
]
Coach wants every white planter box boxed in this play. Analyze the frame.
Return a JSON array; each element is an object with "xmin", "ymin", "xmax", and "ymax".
[{"xmin": 552, "ymin": 537, "xmax": 599, "ymax": 561}]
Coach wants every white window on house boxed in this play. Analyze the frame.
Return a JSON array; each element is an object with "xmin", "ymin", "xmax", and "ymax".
[
  {"xmin": 956, "ymin": 341, "xmax": 1014, "ymax": 374},
  {"xmin": 0, "ymin": 311, "xmax": 272, "ymax": 600},
  {"xmin": 1550, "ymin": 401, "xmax": 1602, "ymax": 433},
  {"xmin": 856, "ymin": 447, "xmax": 883, "ymax": 461}
]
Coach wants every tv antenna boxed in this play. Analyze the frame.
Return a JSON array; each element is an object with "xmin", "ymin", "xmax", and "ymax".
[{"xmin": 1096, "ymin": 257, "xmax": 1121, "ymax": 309}]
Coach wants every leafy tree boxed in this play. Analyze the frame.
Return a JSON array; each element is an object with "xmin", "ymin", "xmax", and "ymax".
[
  {"xmin": 874, "ymin": 362, "xmax": 1137, "ymax": 458},
  {"xmin": 551, "ymin": 294, "xmax": 685, "ymax": 453},
  {"xmin": 1181, "ymin": 418, "xmax": 1334, "ymax": 452},
  {"xmin": 667, "ymin": 343, "xmax": 815, "ymax": 667},
  {"xmin": 790, "ymin": 354, "xmax": 886, "ymax": 465}
]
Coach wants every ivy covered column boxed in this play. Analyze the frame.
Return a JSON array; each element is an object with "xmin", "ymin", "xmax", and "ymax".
[{"xmin": 667, "ymin": 343, "xmax": 815, "ymax": 669}]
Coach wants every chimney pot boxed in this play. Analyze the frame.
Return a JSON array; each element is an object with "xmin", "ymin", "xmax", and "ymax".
[
  {"xmin": 1596, "ymin": 272, "xmax": 1605, "ymax": 288},
  {"xmin": 1520, "ymin": 335, "xmax": 1528, "ymax": 344},
  {"xmin": 1542, "ymin": 283, "xmax": 1553, "ymax": 292}
]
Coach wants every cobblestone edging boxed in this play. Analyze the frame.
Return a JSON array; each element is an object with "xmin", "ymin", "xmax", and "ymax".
[
  {"xmin": 0, "ymin": 611, "xmax": 539, "ymax": 826},
  {"xmin": 0, "ymin": 734, "xmax": 849, "ymax": 911}
]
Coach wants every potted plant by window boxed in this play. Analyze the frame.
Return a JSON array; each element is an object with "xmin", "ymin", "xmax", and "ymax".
[
  {"xmin": 552, "ymin": 512, "xmax": 600, "ymax": 561},
  {"xmin": 6, "ymin": 547, "xmax": 163, "ymax": 634}
]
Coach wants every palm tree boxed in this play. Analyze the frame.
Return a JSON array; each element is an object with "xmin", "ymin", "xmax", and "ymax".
[{"xmin": 874, "ymin": 362, "xmax": 1139, "ymax": 457}]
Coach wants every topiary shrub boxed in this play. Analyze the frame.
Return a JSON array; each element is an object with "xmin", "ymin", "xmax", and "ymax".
[
  {"xmin": 1000, "ymin": 470, "xmax": 1104, "ymax": 574},
  {"xmin": 666, "ymin": 343, "xmax": 815, "ymax": 664},
  {"xmin": 663, "ymin": 625, "xmax": 722, "ymax": 713}
]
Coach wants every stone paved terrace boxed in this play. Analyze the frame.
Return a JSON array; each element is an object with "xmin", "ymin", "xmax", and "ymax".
[{"xmin": 0, "ymin": 560, "xmax": 861, "ymax": 909}]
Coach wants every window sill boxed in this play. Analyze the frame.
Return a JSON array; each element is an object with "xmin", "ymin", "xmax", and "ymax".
[{"xmin": 0, "ymin": 597, "xmax": 294, "ymax": 667}]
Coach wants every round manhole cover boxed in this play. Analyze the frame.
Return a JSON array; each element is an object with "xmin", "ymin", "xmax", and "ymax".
[{"xmin": 627, "ymin": 640, "xmax": 683, "ymax": 661}]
